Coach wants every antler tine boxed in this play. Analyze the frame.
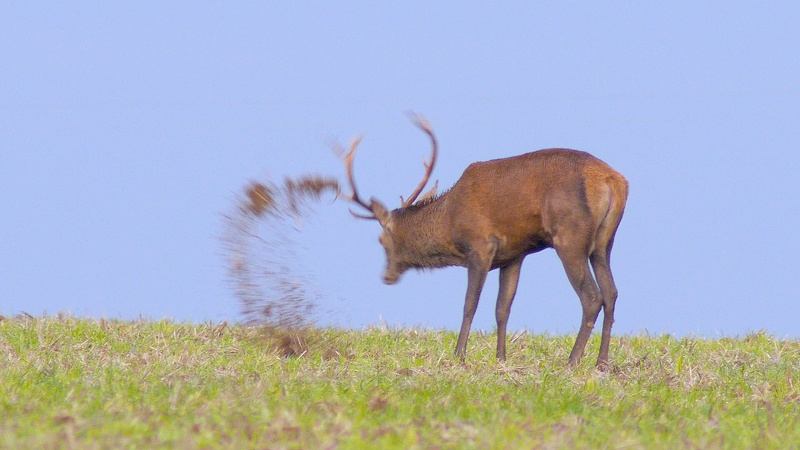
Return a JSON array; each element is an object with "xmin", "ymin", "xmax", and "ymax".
[
  {"xmin": 343, "ymin": 134, "xmax": 379, "ymax": 220},
  {"xmin": 401, "ymin": 113, "xmax": 438, "ymax": 208}
]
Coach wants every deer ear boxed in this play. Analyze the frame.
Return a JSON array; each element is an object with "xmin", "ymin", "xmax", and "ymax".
[{"xmin": 369, "ymin": 198, "xmax": 391, "ymax": 227}]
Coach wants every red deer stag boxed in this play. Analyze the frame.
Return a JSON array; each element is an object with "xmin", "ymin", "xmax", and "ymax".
[{"xmin": 341, "ymin": 115, "xmax": 628, "ymax": 368}]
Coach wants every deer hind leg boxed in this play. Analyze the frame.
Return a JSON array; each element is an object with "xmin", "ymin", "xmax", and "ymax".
[
  {"xmin": 590, "ymin": 248, "xmax": 617, "ymax": 370},
  {"xmin": 454, "ymin": 238, "xmax": 498, "ymax": 361},
  {"xmin": 495, "ymin": 258, "xmax": 523, "ymax": 361},
  {"xmin": 591, "ymin": 187, "xmax": 625, "ymax": 370},
  {"xmin": 556, "ymin": 244, "xmax": 603, "ymax": 367}
]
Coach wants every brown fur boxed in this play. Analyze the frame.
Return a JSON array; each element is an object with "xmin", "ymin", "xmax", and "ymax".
[{"xmin": 347, "ymin": 123, "xmax": 628, "ymax": 368}]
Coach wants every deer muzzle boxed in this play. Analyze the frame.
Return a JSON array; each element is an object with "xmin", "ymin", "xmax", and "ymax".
[{"xmin": 383, "ymin": 272, "xmax": 400, "ymax": 285}]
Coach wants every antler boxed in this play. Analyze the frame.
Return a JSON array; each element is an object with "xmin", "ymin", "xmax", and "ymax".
[
  {"xmin": 400, "ymin": 113, "xmax": 438, "ymax": 207},
  {"xmin": 342, "ymin": 134, "xmax": 379, "ymax": 220}
]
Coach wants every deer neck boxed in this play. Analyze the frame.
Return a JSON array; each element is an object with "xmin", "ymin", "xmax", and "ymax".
[{"xmin": 392, "ymin": 198, "xmax": 461, "ymax": 269}]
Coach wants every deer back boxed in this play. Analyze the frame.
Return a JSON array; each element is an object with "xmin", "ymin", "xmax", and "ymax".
[{"xmin": 434, "ymin": 149, "xmax": 626, "ymax": 264}]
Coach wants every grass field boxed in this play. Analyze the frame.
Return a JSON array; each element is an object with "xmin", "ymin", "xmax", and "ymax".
[{"xmin": 1, "ymin": 315, "xmax": 799, "ymax": 449}]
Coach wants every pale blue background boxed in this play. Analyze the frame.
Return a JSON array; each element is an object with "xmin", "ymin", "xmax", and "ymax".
[{"xmin": 3, "ymin": 3, "xmax": 799, "ymax": 337}]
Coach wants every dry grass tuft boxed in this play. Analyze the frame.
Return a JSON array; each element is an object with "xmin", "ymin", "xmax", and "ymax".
[
  {"xmin": 270, "ymin": 328, "xmax": 310, "ymax": 358},
  {"xmin": 251, "ymin": 325, "xmax": 352, "ymax": 361}
]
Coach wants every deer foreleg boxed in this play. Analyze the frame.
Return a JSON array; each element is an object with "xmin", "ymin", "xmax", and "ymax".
[{"xmin": 454, "ymin": 240, "xmax": 497, "ymax": 360}]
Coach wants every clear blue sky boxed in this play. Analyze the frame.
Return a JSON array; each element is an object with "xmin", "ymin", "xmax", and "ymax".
[{"xmin": 3, "ymin": 3, "xmax": 799, "ymax": 337}]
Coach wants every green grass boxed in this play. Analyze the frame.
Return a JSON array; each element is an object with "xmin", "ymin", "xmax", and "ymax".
[{"xmin": 1, "ymin": 315, "xmax": 799, "ymax": 449}]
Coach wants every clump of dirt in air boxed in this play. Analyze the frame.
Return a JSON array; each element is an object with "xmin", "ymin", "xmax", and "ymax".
[{"xmin": 222, "ymin": 175, "xmax": 342, "ymax": 357}]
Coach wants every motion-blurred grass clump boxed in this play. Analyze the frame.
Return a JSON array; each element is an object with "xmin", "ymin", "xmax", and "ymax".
[{"xmin": 223, "ymin": 175, "xmax": 340, "ymax": 355}]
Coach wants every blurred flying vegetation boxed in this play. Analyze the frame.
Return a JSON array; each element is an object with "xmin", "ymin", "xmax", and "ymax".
[{"xmin": 222, "ymin": 175, "xmax": 340, "ymax": 331}]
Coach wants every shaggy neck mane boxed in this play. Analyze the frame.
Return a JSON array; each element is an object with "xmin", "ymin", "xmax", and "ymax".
[
  {"xmin": 391, "ymin": 191, "xmax": 461, "ymax": 269},
  {"xmin": 393, "ymin": 188, "xmax": 449, "ymax": 216}
]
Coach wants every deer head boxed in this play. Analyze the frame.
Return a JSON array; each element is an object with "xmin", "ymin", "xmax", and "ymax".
[{"xmin": 341, "ymin": 114, "xmax": 438, "ymax": 284}]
